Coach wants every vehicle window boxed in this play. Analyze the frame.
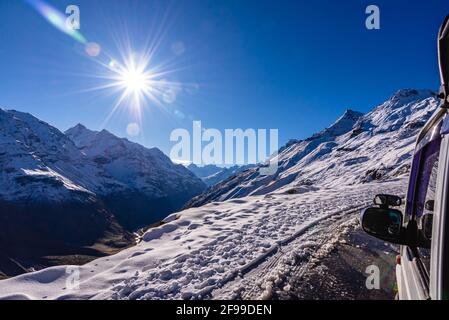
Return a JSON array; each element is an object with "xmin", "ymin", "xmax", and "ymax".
[
  {"xmin": 403, "ymin": 116, "xmax": 446, "ymax": 293},
  {"xmin": 416, "ymin": 152, "xmax": 439, "ymax": 273}
]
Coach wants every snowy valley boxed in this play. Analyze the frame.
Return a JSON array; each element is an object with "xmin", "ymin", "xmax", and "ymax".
[{"xmin": 0, "ymin": 88, "xmax": 440, "ymax": 299}]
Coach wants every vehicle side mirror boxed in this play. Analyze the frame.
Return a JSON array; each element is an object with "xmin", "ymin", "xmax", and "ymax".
[
  {"xmin": 361, "ymin": 207, "xmax": 405, "ymax": 244},
  {"xmin": 373, "ymin": 194, "xmax": 402, "ymax": 207}
]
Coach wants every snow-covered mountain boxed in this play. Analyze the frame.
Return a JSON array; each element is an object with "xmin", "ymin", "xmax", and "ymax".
[
  {"xmin": 0, "ymin": 109, "xmax": 205, "ymax": 276},
  {"xmin": 187, "ymin": 163, "xmax": 256, "ymax": 186},
  {"xmin": 66, "ymin": 124, "xmax": 199, "ymax": 197},
  {"xmin": 0, "ymin": 109, "xmax": 107, "ymax": 202},
  {"xmin": 0, "ymin": 109, "xmax": 205, "ymax": 225},
  {"xmin": 0, "ymin": 109, "xmax": 131, "ymax": 272},
  {"xmin": 186, "ymin": 89, "xmax": 439, "ymax": 208},
  {"xmin": 65, "ymin": 124, "xmax": 206, "ymax": 229}
]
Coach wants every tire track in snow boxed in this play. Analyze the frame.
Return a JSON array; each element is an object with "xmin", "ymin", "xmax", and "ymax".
[
  {"xmin": 211, "ymin": 204, "xmax": 368, "ymax": 299},
  {"xmin": 212, "ymin": 182, "xmax": 406, "ymax": 300}
]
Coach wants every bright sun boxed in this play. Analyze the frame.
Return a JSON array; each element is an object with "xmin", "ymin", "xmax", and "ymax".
[
  {"xmin": 102, "ymin": 52, "xmax": 179, "ymax": 123},
  {"xmin": 120, "ymin": 68, "xmax": 148, "ymax": 94}
]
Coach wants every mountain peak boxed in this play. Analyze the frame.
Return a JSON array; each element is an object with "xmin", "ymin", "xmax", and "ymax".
[
  {"xmin": 341, "ymin": 109, "xmax": 364, "ymax": 118},
  {"xmin": 66, "ymin": 124, "xmax": 116, "ymax": 141},
  {"xmin": 65, "ymin": 124, "xmax": 98, "ymax": 149},
  {"xmin": 73, "ymin": 123, "xmax": 87, "ymax": 130},
  {"xmin": 97, "ymin": 128, "xmax": 115, "ymax": 138},
  {"xmin": 322, "ymin": 108, "xmax": 363, "ymax": 137},
  {"xmin": 389, "ymin": 88, "xmax": 436, "ymax": 102},
  {"xmin": 65, "ymin": 123, "xmax": 93, "ymax": 136},
  {"xmin": 300, "ymin": 108, "xmax": 364, "ymax": 143}
]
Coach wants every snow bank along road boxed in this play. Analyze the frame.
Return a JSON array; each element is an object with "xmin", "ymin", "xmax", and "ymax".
[{"xmin": 0, "ymin": 179, "xmax": 406, "ymax": 300}]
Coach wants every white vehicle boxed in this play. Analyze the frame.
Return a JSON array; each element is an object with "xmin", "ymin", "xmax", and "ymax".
[{"xmin": 361, "ymin": 14, "xmax": 449, "ymax": 300}]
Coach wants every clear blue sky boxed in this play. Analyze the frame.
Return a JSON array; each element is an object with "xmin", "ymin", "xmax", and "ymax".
[{"xmin": 0, "ymin": 0, "xmax": 448, "ymax": 155}]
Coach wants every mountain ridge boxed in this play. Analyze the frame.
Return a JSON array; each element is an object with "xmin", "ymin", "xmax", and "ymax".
[{"xmin": 185, "ymin": 88, "xmax": 439, "ymax": 208}]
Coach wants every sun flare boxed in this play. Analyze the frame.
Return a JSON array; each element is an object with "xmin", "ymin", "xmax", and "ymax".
[
  {"xmin": 84, "ymin": 44, "xmax": 188, "ymax": 129},
  {"xmin": 105, "ymin": 54, "xmax": 160, "ymax": 114},
  {"xmin": 120, "ymin": 67, "xmax": 148, "ymax": 95}
]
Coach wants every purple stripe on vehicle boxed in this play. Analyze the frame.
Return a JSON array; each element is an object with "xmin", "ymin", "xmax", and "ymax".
[{"xmin": 406, "ymin": 138, "xmax": 441, "ymax": 218}]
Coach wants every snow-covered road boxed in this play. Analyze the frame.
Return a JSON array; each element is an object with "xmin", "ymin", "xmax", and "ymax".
[
  {"xmin": 212, "ymin": 205, "xmax": 365, "ymax": 299},
  {"xmin": 0, "ymin": 179, "xmax": 406, "ymax": 300}
]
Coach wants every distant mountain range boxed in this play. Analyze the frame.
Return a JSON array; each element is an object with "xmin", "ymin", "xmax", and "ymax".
[
  {"xmin": 0, "ymin": 109, "xmax": 205, "ymax": 276},
  {"xmin": 186, "ymin": 163, "xmax": 256, "ymax": 186},
  {"xmin": 186, "ymin": 89, "xmax": 439, "ymax": 208}
]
